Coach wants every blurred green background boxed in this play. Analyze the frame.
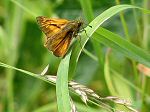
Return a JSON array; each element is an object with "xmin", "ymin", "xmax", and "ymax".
[{"xmin": 0, "ymin": 0, "xmax": 150, "ymax": 112}]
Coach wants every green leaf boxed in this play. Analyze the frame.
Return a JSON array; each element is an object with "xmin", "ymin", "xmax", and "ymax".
[
  {"xmin": 0, "ymin": 62, "xmax": 50, "ymax": 83},
  {"xmin": 94, "ymin": 28, "xmax": 150, "ymax": 67},
  {"xmin": 79, "ymin": 0, "xmax": 94, "ymax": 22},
  {"xmin": 104, "ymin": 49, "xmax": 118, "ymax": 96},
  {"xmin": 56, "ymin": 51, "xmax": 72, "ymax": 112},
  {"xmin": 69, "ymin": 5, "xmax": 150, "ymax": 77},
  {"xmin": 104, "ymin": 50, "xmax": 133, "ymax": 99},
  {"xmin": 79, "ymin": 0, "xmax": 104, "ymax": 73}
]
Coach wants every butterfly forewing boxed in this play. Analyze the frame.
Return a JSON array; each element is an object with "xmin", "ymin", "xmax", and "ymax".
[
  {"xmin": 36, "ymin": 16, "xmax": 83, "ymax": 57},
  {"xmin": 36, "ymin": 16, "xmax": 70, "ymax": 38}
]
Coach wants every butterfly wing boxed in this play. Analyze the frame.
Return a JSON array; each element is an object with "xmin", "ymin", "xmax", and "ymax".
[
  {"xmin": 36, "ymin": 16, "xmax": 70, "ymax": 39},
  {"xmin": 37, "ymin": 16, "xmax": 74, "ymax": 57},
  {"xmin": 52, "ymin": 32, "xmax": 73, "ymax": 57},
  {"xmin": 45, "ymin": 22, "xmax": 79, "ymax": 57}
]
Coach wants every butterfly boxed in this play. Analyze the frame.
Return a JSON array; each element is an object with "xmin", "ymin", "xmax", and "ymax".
[{"xmin": 36, "ymin": 16, "xmax": 83, "ymax": 57}]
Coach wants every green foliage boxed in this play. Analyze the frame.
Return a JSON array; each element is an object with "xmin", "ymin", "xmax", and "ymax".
[{"xmin": 0, "ymin": 0, "xmax": 150, "ymax": 112}]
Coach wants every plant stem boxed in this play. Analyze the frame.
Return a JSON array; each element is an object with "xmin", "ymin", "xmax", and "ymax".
[{"xmin": 4, "ymin": 0, "xmax": 24, "ymax": 111}]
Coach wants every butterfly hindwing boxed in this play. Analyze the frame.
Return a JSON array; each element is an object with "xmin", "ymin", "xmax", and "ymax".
[
  {"xmin": 52, "ymin": 32, "xmax": 73, "ymax": 57},
  {"xmin": 45, "ymin": 30, "xmax": 70, "ymax": 52}
]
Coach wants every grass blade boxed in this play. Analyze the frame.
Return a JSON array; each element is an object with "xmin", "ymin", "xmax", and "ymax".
[
  {"xmin": 56, "ymin": 51, "xmax": 72, "ymax": 112},
  {"xmin": 94, "ymin": 28, "xmax": 150, "ymax": 67},
  {"xmin": 69, "ymin": 5, "xmax": 149, "ymax": 77}
]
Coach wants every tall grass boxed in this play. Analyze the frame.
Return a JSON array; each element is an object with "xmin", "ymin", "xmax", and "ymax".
[{"xmin": 0, "ymin": 0, "xmax": 150, "ymax": 112}]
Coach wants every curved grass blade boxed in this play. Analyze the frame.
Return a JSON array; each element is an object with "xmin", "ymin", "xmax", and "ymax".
[
  {"xmin": 94, "ymin": 28, "xmax": 150, "ymax": 67},
  {"xmin": 104, "ymin": 49, "xmax": 118, "ymax": 96},
  {"xmin": 56, "ymin": 51, "xmax": 72, "ymax": 112},
  {"xmin": 69, "ymin": 5, "xmax": 150, "ymax": 77},
  {"xmin": 0, "ymin": 62, "xmax": 51, "ymax": 84},
  {"xmin": 79, "ymin": 0, "xmax": 104, "ymax": 74}
]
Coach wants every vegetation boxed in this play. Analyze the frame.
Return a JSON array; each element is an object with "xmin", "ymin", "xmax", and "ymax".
[{"xmin": 0, "ymin": 0, "xmax": 150, "ymax": 112}]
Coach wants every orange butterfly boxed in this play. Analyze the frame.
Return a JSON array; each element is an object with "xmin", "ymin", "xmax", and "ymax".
[{"xmin": 36, "ymin": 16, "xmax": 83, "ymax": 57}]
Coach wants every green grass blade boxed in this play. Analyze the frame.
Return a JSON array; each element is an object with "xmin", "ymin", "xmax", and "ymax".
[
  {"xmin": 0, "ymin": 62, "xmax": 52, "ymax": 84},
  {"xmin": 79, "ymin": 0, "xmax": 94, "ymax": 22},
  {"xmin": 111, "ymin": 69, "xmax": 149, "ymax": 97},
  {"xmin": 104, "ymin": 49, "xmax": 118, "ymax": 95},
  {"xmin": 79, "ymin": 0, "xmax": 104, "ymax": 74},
  {"xmin": 10, "ymin": 0, "xmax": 37, "ymax": 17},
  {"xmin": 69, "ymin": 4, "xmax": 150, "ymax": 77},
  {"xmin": 33, "ymin": 103, "xmax": 56, "ymax": 112},
  {"xmin": 95, "ymin": 27, "xmax": 150, "ymax": 67},
  {"xmin": 56, "ymin": 51, "xmax": 72, "ymax": 112}
]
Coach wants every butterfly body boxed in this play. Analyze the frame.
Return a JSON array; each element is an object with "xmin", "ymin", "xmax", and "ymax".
[{"xmin": 36, "ymin": 16, "xmax": 83, "ymax": 57}]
